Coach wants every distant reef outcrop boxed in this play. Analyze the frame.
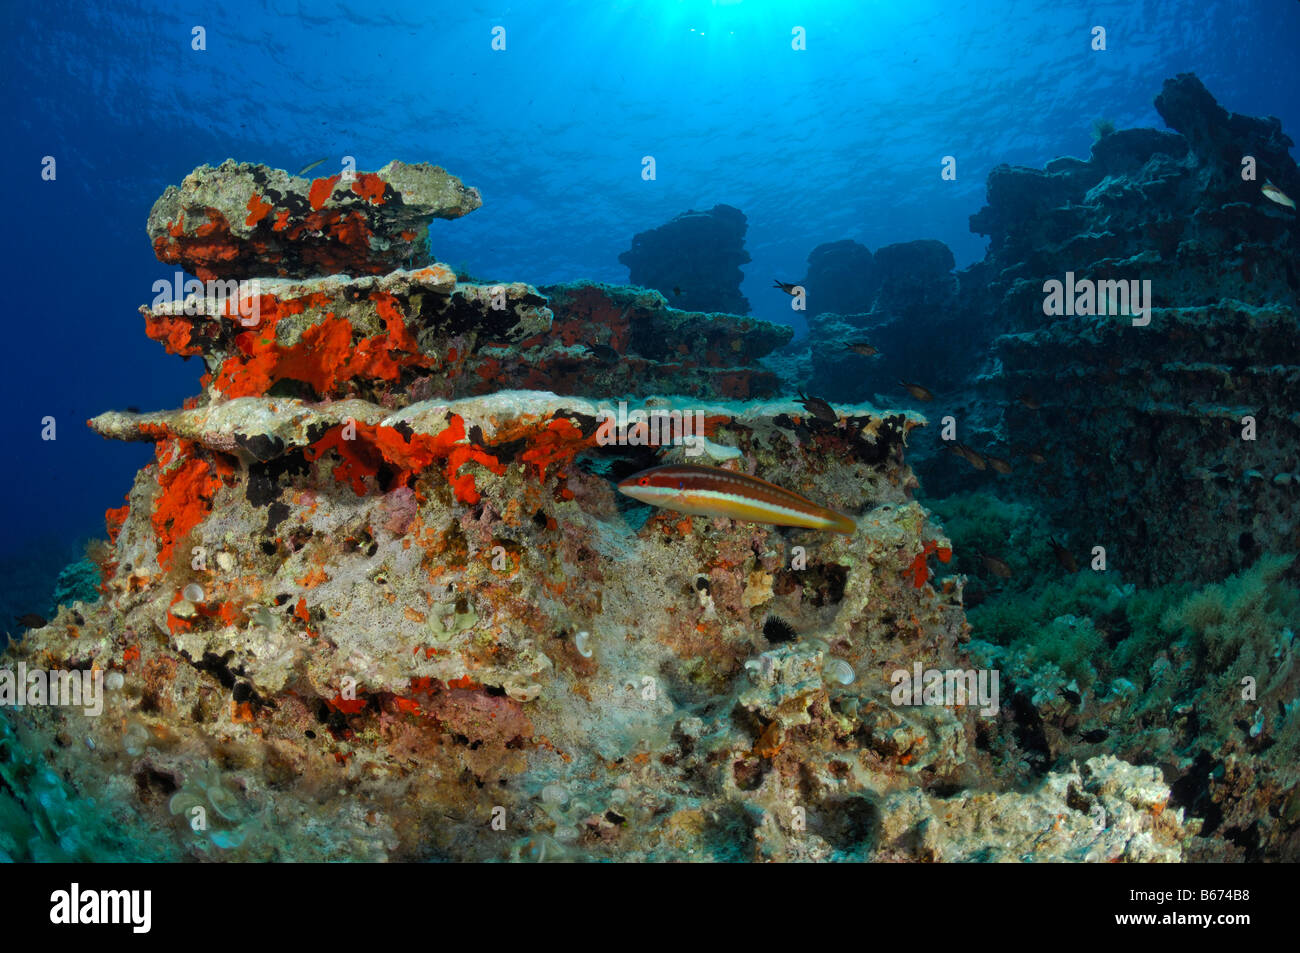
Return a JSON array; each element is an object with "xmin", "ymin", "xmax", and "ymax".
[
  {"xmin": 930, "ymin": 72, "xmax": 1299, "ymax": 587},
  {"xmin": 618, "ymin": 204, "xmax": 752, "ymax": 314},
  {"xmin": 781, "ymin": 73, "xmax": 1300, "ymax": 588},
  {"xmin": 779, "ymin": 238, "xmax": 964, "ymax": 402}
]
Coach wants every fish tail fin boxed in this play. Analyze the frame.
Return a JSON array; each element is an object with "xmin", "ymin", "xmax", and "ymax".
[{"xmin": 830, "ymin": 510, "xmax": 857, "ymax": 534}]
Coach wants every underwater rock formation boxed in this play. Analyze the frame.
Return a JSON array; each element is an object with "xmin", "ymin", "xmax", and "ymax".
[
  {"xmin": 618, "ymin": 204, "xmax": 752, "ymax": 314},
  {"xmin": 140, "ymin": 271, "xmax": 791, "ymax": 405},
  {"xmin": 799, "ymin": 240, "xmax": 876, "ymax": 317},
  {"xmin": 920, "ymin": 73, "xmax": 1300, "ymax": 585},
  {"xmin": 875, "ymin": 755, "xmax": 1186, "ymax": 862},
  {"xmin": 4, "ymin": 150, "xmax": 1256, "ymax": 862},
  {"xmin": 148, "ymin": 159, "xmax": 482, "ymax": 280},
  {"xmin": 12, "ymin": 374, "xmax": 1199, "ymax": 860},
  {"xmin": 870, "ymin": 239, "xmax": 957, "ymax": 314},
  {"xmin": 778, "ymin": 239, "xmax": 963, "ymax": 403},
  {"xmin": 17, "ymin": 376, "xmax": 999, "ymax": 860},
  {"xmin": 934, "ymin": 508, "xmax": 1300, "ymax": 863},
  {"xmin": 3, "ymin": 159, "xmax": 987, "ymax": 862},
  {"xmin": 748, "ymin": 74, "xmax": 1300, "ymax": 863}
]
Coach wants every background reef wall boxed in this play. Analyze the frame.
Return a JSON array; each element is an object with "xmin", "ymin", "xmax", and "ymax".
[
  {"xmin": 783, "ymin": 75, "xmax": 1299, "ymax": 588},
  {"xmin": 955, "ymin": 74, "xmax": 1300, "ymax": 586}
]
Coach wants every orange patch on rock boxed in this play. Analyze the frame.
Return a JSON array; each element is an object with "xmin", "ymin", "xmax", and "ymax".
[
  {"xmin": 194, "ymin": 209, "xmax": 225, "ymax": 238},
  {"xmin": 245, "ymin": 193, "xmax": 275, "ymax": 226},
  {"xmin": 105, "ymin": 505, "xmax": 130, "ymax": 544},
  {"xmin": 231, "ymin": 701, "xmax": 256, "ymax": 723},
  {"xmin": 370, "ymin": 292, "xmax": 420, "ymax": 352},
  {"xmin": 137, "ymin": 422, "xmax": 174, "ymax": 441},
  {"xmin": 308, "ymin": 174, "xmax": 341, "ymax": 211},
  {"xmin": 153, "ymin": 208, "xmax": 241, "ymax": 281},
  {"xmin": 440, "ymin": 419, "xmax": 506, "ymax": 504},
  {"xmin": 212, "ymin": 453, "xmax": 237, "ymax": 480},
  {"xmin": 303, "ymin": 414, "xmax": 502, "ymax": 504},
  {"xmin": 272, "ymin": 314, "xmax": 354, "ymax": 392},
  {"xmin": 165, "ymin": 591, "xmax": 194, "ymax": 634},
  {"xmin": 906, "ymin": 540, "xmax": 949, "ymax": 588},
  {"xmin": 327, "ymin": 694, "xmax": 367, "ymax": 715},
  {"xmin": 392, "ymin": 696, "xmax": 422, "ymax": 715},
  {"xmin": 715, "ymin": 371, "xmax": 753, "ymax": 400},
  {"xmin": 297, "ymin": 567, "xmax": 329, "ymax": 589},
  {"xmin": 143, "ymin": 314, "xmax": 203, "ymax": 357},
  {"xmin": 215, "ymin": 292, "xmax": 429, "ymax": 398},
  {"xmin": 474, "ymin": 356, "xmax": 503, "ymax": 382},
  {"xmin": 518, "ymin": 417, "xmax": 587, "ymax": 482},
  {"xmin": 151, "ymin": 441, "xmax": 222, "ymax": 569},
  {"xmin": 350, "ymin": 173, "xmax": 387, "ymax": 204}
]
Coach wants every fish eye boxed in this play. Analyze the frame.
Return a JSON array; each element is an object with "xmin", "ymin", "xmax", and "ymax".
[{"xmin": 638, "ymin": 477, "xmax": 649, "ymax": 486}]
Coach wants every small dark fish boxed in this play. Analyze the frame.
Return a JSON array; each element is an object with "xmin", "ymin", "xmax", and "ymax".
[
  {"xmin": 296, "ymin": 157, "xmax": 328, "ymax": 177},
  {"xmin": 986, "ymin": 454, "xmax": 1013, "ymax": 475},
  {"xmin": 763, "ymin": 614, "xmax": 797, "ymax": 644},
  {"xmin": 978, "ymin": 552, "xmax": 1013, "ymax": 579},
  {"xmin": 1049, "ymin": 537, "xmax": 1079, "ymax": 573},
  {"xmin": 672, "ymin": 286, "xmax": 683, "ymax": 297},
  {"xmin": 1017, "ymin": 392, "xmax": 1041, "ymax": 410},
  {"xmin": 797, "ymin": 392, "xmax": 838, "ymax": 424},
  {"xmin": 1079, "ymin": 728, "xmax": 1109, "ymax": 743},
  {"xmin": 125, "ymin": 405, "xmax": 142, "ymax": 414},
  {"xmin": 583, "ymin": 343, "xmax": 620, "ymax": 364},
  {"xmin": 1059, "ymin": 688, "xmax": 1082, "ymax": 706},
  {"xmin": 899, "ymin": 380, "xmax": 934, "ymax": 401},
  {"xmin": 1023, "ymin": 446, "xmax": 1048, "ymax": 465},
  {"xmin": 772, "ymin": 279, "xmax": 800, "ymax": 295},
  {"xmin": 15, "ymin": 613, "xmax": 47, "ymax": 628},
  {"xmin": 846, "ymin": 341, "xmax": 879, "ymax": 357},
  {"xmin": 946, "ymin": 442, "xmax": 986, "ymax": 471}
]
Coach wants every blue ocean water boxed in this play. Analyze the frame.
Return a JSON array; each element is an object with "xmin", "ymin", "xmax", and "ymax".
[{"xmin": 0, "ymin": 0, "xmax": 1297, "ymax": 586}]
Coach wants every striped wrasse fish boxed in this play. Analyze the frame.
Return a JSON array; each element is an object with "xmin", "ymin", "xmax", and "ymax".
[{"xmin": 617, "ymin": 464, "xmax": 855, "ymax": 534}]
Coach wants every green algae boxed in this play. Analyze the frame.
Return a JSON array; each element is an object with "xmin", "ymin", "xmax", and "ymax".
[
  {"xmin": 1163, "ymin": 554, "xmax": 1298, "ymax": 672},
  {"xmin": 929, "ymin": 491, "xmax": 1298, "ymax": 697},
  {"xmin": 0, "ymin": 714, "xmax": 175, "ymax": 862}
]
